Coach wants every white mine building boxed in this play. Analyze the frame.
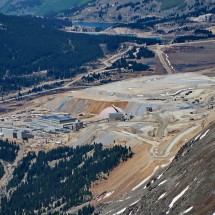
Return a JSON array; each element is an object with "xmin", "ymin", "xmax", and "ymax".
[
  {"xmin": 34, "ymin": 115, "xmax": 83, "ymax": 132},
  {"xmin": 0, "ymin": 128, "xmax": 33, "ymax": 140}
]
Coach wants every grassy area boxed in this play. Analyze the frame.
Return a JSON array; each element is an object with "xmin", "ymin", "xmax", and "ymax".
[
  {"xmin": 157, "ymin": 0, "xmax": 186, "ymax": 10},
  {"xmin": 36, "ymin": 0, "xmax": 93, "ymax": 15},
  {"xmin": 0, "ymin": 0, "xmax": 94, "ymax": 15}
]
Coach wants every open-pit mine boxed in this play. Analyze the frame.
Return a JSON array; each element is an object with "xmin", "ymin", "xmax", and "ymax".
[{"xmin": 0, "ymin": 71, "xmax": 214, "ymax": 214}]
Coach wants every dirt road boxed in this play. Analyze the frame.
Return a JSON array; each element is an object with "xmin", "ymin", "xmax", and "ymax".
[
  {"xmin": 154, "ymin": 45, "xmax": 174, "ymax": 75},
  {"xmin": 153, "ymin": 39, "xmax": 215, "ymax": 75}
]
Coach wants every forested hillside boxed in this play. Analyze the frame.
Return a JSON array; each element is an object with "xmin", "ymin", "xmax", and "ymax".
[
  {"xmin": 0, "ymin": 139, "xmax": 19, "ymax": 163},
  {"xmin": 0, "ymin": 139, "xmax": 20, "ymax": 180},
  {"xmin": 0, "ymin": 13, "xmax": 104, "ymax": 92},
  {"xmin": 0, "ymin": 14, "xmax": 161, "ymax": 93},
  {"xmin": 1, "ymin": 143, "xmax": 133, "ymax": 214}
]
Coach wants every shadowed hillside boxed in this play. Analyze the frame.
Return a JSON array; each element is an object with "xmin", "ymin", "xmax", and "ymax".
[{"xmin": 124, "ymin": 122, "xmax": 215, "ymax": 215}]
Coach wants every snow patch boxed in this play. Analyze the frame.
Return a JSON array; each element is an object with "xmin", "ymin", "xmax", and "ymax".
[
  {"xmin": 157, "ymin": 173, "xmax": 164, "ymax": 180},
  {"xmin": 129, "ymin": 199, "xmax": 141, "ymax": 206},
  {"xmin": 106, "ymin": 209, "xmax": 114, "ymax": 214},
  {"xmin": 194, "ymin": 134, "xmax": 201, "ymax": 141},
  {"xmin": 158, "ymin": 180, "xmax": 167, "ymax": 186},
  {"xmin": 167, "ymin": 186, "xmax": 189, "ymax": 214},
  {"xmin": 132, "ymin": 166, "xmax": 159, "ymax": 191},
  {"xmin": 104, "ymin": 191, "xmax": 114, "ymax": 199},
  {"xmin": 181, "ymin": 206, "xmax": 193, "ymax": 214},
  {"xmin": 157, "ymin": 192, "xmax": 166, "ymax": 201},
  {"xmin": 199, "ymin": 129, "xmax": 210, "ymax": 140},
  {"xmin": 113, "ymin": 207, "xmax": 127, "ymax": 215},
  {"xmin": 124, "ymin": 196, "xmax": 131, "ymax": 200},
  {"xmin": 175, "ymin": 182, "xmax": 180, "ymax": 187}
]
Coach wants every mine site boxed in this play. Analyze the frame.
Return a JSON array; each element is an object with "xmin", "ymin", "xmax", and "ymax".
[
  {"xmin": 0, "ymin": 1, "xmax": 215, "ymax": 213},
  {"xmin": 0, "ymin": 68, "xmax": 215, "ymax": 214}
]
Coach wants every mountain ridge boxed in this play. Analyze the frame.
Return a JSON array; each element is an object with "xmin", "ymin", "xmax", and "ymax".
[
  {"xmin": 1, "ymin": 0, "xmax": 214, "ymax": 21},
  {"xmin": 0, "ymin": 0, "xmax": 92, "ymax": 16}
]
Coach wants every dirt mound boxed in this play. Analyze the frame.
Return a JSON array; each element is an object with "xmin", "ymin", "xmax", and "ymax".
[
  {"xmin": 87, "ymin": 101, "xmax": 128, "ymax": 115},
  {"xmin": 46, "ymin": 95, "xmax": 128, "ymax": 115}
]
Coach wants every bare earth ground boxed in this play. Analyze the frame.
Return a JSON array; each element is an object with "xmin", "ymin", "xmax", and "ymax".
[
  {"xmin": 0, "ymin": 39, "xmax": 215, "ymax": 214},
  {"xmin": 0, "ymin": 71, "xmax": 215, "ymax": 213},
  {"xmin": 160, "ymin": 40, "xmax": 215, "ymax": 73}
]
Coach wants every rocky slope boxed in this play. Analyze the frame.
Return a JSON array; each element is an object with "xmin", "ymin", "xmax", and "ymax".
[{"xmin": 123, "ymin": 122, "xmax": 215, "ymax": 215}]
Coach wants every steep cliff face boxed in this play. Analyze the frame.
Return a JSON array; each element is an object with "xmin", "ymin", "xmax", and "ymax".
[{"xmin": 124, "ymin": 122, "xmax": 215, "ymax": 215}]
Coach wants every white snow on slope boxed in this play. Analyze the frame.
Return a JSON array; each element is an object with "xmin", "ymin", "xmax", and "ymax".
[
  {"xmin": 113, "ymin": 207, "xmax": 127, "ymax": 215},
  {"xmin": 104, "ymin": 191, "xmax": 114, "ymax": 199},
  {"xmin": 157, "ymin": 192, "xmax": 166, "ymax": 201},
  {"xmin": 158, "ymin": 180, "xmax": 167, "ymax": 186},
  {"xmin": 169, "ymin": 186, "xmax": 189, "ymax": 208},
  {"xmin": 199, "ymin": 129, "xmax": 210, "ymax": 140},
  {"xmin": 194, "ymin": 134, "xmax": 201, "ymax": 141},
  {"xmin": 129, "ymin": 199, "xmax": 141, "ymax": 206},
  {"xmin": 181, "ymin": 206, "xmax": 193, "ymax": 214},
  {"xmin": 166, "ymin": 186, "xmax": 189, "ymax": 214},
  {"xmin": 132, "ymin": 166, "xmax": 159, "ymax": 191},
  {"xmin": 157, "ymin": 173, "xmax": 164, "ymax": 179},
  {"xmin": 106, "ymin": 209, "xmax": 114, "ymax": 214},
  {"xmin": 124, "ymin": 196, "xmax": 131, "ymax": 200}
]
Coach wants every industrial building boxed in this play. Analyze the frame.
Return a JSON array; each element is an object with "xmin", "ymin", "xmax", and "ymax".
[
  {"xmin": 38, "ymin": 115, "xmax": 77, "ymax": 127},
  {"xmin": 0, "ymin": 128, "xmax": 33, "ymax": 140},
  {"xmin": 109, "ymin": 113, "xmax": 125, "ymax": 121},
  {"xmin": 99, "ymin": 106, "xmax": 125, "ymax": 119},
  {"xmin": 63, "ymin": 121, "xmax": 84, "ymax": 131},
  {"xmin": 99, "ymin": 105, "xmax": 132, "ymax": 121},
  {"xmin": 33, "ymin": 115, "xmax": 83, "ymax": 133}
]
